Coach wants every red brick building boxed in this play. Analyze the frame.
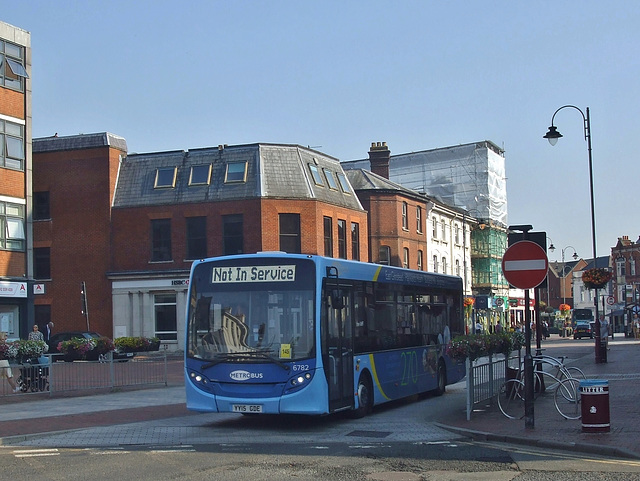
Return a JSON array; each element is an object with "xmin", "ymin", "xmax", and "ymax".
[
  {"xmin": 33, "ymin": 138, "xmax": 368, "ymax": 348},
  {"xmin": 611, "ymin": 235, "xmax": 640, "ymax": 332},
  {"xmin": 0, "ymin": 22, "xmax": 31, "ymax": 339},
  {"xmin": 32, "ymin": 133, "xmax": 127, "ymax": 337},
  {"xmin": 346, "ymin": 142, "xmax": 474, "ymax": 296}
]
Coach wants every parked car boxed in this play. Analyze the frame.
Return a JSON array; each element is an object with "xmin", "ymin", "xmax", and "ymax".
[
  {"xmin": 573, "ymin": 322, "xmax": 593, "ymax": 340},
  {"xmin": 48, "ymin": 331, "xmax": 135, "ymax": 361}
]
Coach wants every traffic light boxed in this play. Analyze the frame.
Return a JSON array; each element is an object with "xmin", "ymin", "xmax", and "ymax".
[{"xmin": 81, "ymin": 281, "xmax": 88, "ymax": 316}]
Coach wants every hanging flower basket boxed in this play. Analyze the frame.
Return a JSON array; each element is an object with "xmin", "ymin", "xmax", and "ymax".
[
  {"xmin": 582, "ymin": 268, "xmax": 612, "ymax": 289},
  {"xmin": 463, "ymin": 297, "xmax": 475, "ymax": 317}
]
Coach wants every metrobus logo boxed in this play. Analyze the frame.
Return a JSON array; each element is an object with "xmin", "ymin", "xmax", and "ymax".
[{"xmin": 230, "ymin": 370, "xmax": 264, "ymax": 381}]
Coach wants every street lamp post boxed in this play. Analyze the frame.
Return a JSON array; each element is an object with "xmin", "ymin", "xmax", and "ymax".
[
  {"xmin": 545, "ymin": 238, "xmax": 556, "ymax": 320},
  {"xmin": 559, "ymin": 246, "xmax": 579, "ymax": 306},
  {"xmin": 555, "ymin": 246, "xmax": 578, "ymax": 338},
  {"xmin": 544, "ymin": 105, "xmax": 605, "ymax": 363}
]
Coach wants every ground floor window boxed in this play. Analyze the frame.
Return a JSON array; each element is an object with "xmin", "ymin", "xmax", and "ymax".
[
  {"xmin": 0, "ymin": 304, "xmax": 19, "ymax": 338},
  {"xmin": 154, "ymin": 293, "xmax": 177, "ymax": 341}
]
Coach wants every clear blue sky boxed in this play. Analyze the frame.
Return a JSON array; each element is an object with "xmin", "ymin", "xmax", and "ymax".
[{"xmin": 4, "ymin": 2, "xmax": 639, "ymax": 262}]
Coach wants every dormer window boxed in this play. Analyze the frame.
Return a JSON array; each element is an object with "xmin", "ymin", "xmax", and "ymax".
[
  {"xmin": 154, "ymin": 167, "xmax": 177, "ymax": 188},
  {"xmin": 189, "ymin": 164, "xmax": 211, "ymax": 186},
  {"xmin": 225, "ymin": 161, "xmax": 247, "ymax": 183},
  {"xmin": 323, "ymin": 169, "xmax": 338, "ymax": 190},
  {"xmin": 336, "ymin": 172, "xmax": 351, "ymax": 194},
  {"xmin": 308, "ymin": 164, "xmax": 324, "ymax": 186}
]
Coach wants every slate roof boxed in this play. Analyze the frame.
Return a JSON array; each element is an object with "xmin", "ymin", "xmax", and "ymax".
[
  {"xmin": 346, "ymin": 168, "xmax": 421, "ymax": 196},
  {"xmin": 346, "ymin": 168, "xmax": 469, "ymax": 216},
  {"xmin": 112, "ymin": 142, "xmax": 364, "ymax": 210},
  {"xmin": 33, "ymin": 132, "xmax": 128, "ymax": 153}
]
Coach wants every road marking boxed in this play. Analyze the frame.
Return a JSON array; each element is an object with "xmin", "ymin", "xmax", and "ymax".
[
  {"xmin": 13, "ymin": 448, "xmax": 59, "ymax": 458},
  {"xmin": 348, "ymin": 444, "xmax": 391, "ymax": 449},
  {"xmin": 147, "ymin": 445, "xmax": 196, "ymax": 453},
  {"xmin": 473, "ymin": 441, "xmax": 640, "ymax": 467},
  {"xmin": 89, "ymin": 450, "xmax": 131, "ymax": 455},
  {"xmin": 149, "ymin": 448, "xmax": 196, "ymax": 453}
]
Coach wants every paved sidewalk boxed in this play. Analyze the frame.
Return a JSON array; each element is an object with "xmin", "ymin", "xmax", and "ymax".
[
  {"xmin": 439, "ymin": 336, "xmax": 640, "ymax": 459},
  {"xmin": 1, "ymin": 337, "xmax": 639, "ymax": 459}
]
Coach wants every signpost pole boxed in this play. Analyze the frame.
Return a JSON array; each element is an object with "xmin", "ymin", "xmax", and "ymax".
[
  {"xmin": 503, "ymin": 225, "xmax": 549, "ymax": 430},
  {"xmin": 523, "ymin": 287, "xmax": 534, "ymax": 428}
]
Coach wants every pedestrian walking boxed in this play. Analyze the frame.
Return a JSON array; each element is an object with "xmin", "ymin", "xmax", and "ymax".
[{"xmin": 0, "ymin": 331, "xmax": 20, "ymax": 393}]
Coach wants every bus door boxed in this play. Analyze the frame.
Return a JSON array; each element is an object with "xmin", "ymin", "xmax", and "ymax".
[{"xmin": 324, "ymin": 284, "xmax": 354, "ymax": 413}]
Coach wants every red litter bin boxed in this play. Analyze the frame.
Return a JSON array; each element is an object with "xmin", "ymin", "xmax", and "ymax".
[{"xmin": 580, "ymin": 380, "xmax": 610, "ymax": 433}]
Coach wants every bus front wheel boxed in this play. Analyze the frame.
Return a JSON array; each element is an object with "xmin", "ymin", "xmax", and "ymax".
[{"xmin": 352, "ymin": 374, "xmax": 373, "ymax": 418}]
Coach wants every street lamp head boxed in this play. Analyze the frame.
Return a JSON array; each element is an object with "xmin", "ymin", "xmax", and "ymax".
[
  {"xmin": 572, "ymin": 252, "xmax": 579, "ymax": 260},
  {"xmin": 548, "ymin": 242, "xmax": 556, "ymax": 252},
  {"xmin": 543, "ymin": 125, "xmax": 563, "ymax": 146}
]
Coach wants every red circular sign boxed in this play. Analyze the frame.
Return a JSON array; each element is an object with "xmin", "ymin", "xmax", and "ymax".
[{"xmin": 501, "ymin": 240, "xmax": 549, "ymax": 289}]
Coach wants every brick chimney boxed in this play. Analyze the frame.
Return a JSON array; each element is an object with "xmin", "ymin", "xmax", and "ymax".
[{"xmin": 368, "ymin": 142, "xmax": 390, "ymax": 179}]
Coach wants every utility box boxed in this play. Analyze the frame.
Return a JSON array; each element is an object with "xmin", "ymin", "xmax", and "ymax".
[{"xmin": 580, "ymin": 380, "xmax": 610, "ymax": 433}]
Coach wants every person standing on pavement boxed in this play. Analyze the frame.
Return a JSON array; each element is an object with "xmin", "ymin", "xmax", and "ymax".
[
  {"xmin": 41, "ymin": 321, "xmax": 54, "ymax": 343},
  {"xmin": 28, "ymin": 324, "xmax": 44, "ymax": 342}
]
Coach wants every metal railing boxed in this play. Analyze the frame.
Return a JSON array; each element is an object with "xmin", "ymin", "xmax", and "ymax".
[
  {"xmin": 465, "ymin": 350, "xmax": 521, "ymax": 420},
  {"xmin": 1, "ymin": 352, "xmax": 169, "ymax": 397}
]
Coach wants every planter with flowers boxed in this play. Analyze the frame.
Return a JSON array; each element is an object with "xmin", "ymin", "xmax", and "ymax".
[
  {"xmin": 582, "ymin": 268, "xmax": 612, "ymax": 289},
  {"xmin": 447, "ymin": 331, "xmax": 523, "ymax": 362},
  {"xmin": 0, "ymin": 339, "xmax": 48, "ymax": 363},
  {"xmin": 58, "ymin": 337, "xmax": 96, "ymax": 361},
  {"xmin": 0, "ymin": 338, "xmax": 18, "ymax": 361},
  {"xmin": 16, "ymin": 339, "xmax": 49, "ymax": 361},
  {"xmin": 114, "ymin": 336, "xmax": 161, "ymax": 353}
]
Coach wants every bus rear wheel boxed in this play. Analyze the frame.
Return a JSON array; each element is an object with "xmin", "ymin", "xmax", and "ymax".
[
  {"xmin": 352, "ymin": 375, "xmax": 373, "ymax": 418},
  {"xmin": 434, "ymin": 361, "xmax": 446, "ymax": 396}
]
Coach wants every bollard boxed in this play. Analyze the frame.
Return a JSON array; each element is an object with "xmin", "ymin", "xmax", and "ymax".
[{"xmin": 580, "ymin": 380, "xmax": 610, "ymax": 433}]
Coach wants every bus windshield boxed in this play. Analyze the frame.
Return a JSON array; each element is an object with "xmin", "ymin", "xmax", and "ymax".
[{"xmin": 187, "ymin": 260, "xmax": 315, "ymax": 362}]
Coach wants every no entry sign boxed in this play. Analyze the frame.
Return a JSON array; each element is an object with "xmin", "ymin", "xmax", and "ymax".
[{"xmin": 502, "ymin": 240, "xmax": 549, "ymax": 289}]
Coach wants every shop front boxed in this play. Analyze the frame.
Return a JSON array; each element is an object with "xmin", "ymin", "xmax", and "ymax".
[
  {"xmin": 0, "ymin": 281, "xmax": 29, "ymax": 340},
  {"xmin": 110, "ymin": 274, "xmax": 190, "ymax": 352}
]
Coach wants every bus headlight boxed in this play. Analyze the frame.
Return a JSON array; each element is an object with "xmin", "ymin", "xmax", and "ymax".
[
  {"xmin": 288, "ymin": 371, "xmax": 313, "ymax": 389},
  {"xmin": 189, "ymin": 371, "xmax": 208, "ymax": 385}
]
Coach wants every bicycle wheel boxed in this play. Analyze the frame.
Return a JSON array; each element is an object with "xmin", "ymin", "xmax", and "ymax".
[
  {"xmin": 561, "ymin": 366, "xmax": 586, "ymax": 381},
  {"xmin": 554, "ymin": 377, "xmax": 581, "ymax": 420},
  {"xmin": 498, "ymin": 378, "xmax": 525, "ymax": 419},
  {"xmin": 533, "ymin": 370, "xmax": 562, "ymax": 398}
]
